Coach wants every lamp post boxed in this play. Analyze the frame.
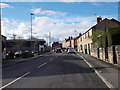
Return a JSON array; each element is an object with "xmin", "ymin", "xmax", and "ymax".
[
  {"xmin": 75, "ymin": 30, "xmax": 77, "ymax": 37},
  {"xmin": 30, "ymin": 13, "xmax": 34, "ymax": 52},
  {"xmin": 0, "ymin": 2, "xmax": 2, "ymax": 63},
  {"xmin": 49, "ymin": 32, "xmax": 51, "ymax": 47}
]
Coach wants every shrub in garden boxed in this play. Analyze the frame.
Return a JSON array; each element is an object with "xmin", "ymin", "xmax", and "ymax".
[
  {"xmin": 15, "ymin": 54, "xmax": 21, "ymax": 58},
  {"xmin": 22, "ymin": 52, "xmax": 34, "ymax": 58},
  {"xmin": 8, "ymin": 52, "xmax": 15, "ymax": 59}
]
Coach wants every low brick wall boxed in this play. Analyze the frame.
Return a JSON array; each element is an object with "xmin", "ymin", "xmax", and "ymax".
[
  {"xmin": 108, "ymin": 47, "xmax": 114, "ymax": 64},
  {"xmin": 99, "ymin": 48, "xmax": 105, "ymax": 61},
  {"xmin": 90, "ymin": 48, "xmax": 98, "ymax": 58},
  {"xmin": 115, "ymin": 45, "xmax": 120, "ymax": 65},
  {"xmin": 79, "ymin": 45, "xmax": 120, "ymax": 66},
  {"xmin": 90, "ymin": 46, "xmax": 120, "ymax": 65}
]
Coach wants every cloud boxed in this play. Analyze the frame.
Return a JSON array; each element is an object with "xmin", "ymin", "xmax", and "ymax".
[
  {"xmin": 1, "ymin": 18, "xmax": 30, "ymax": 39},
  {"xmin": 2, "ymin": 15, "xmax": 96, "ymax": 42},
  {"xmin": 1, "ymin": 3, "xmax": 12, "ymax": 8},
  {"xmin": 2, "ymin": 14, "xmax": 117, "ymax": 42},
  {"xmin": 31, "ymin": 8, "xmax": 67, "ymax": 17}
]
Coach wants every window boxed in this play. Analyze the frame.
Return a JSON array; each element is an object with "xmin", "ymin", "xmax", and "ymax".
[
  {"xmin": 85, "ymin": 34, "xmax": 86, "ymax": 38},
  {"xmin": 88, "ymin": 32, "xmax": 90, "ymax": 37},
  {"xmin": 80, "ymin": 45, "xmax": 83, "ymax": 50},
  {"xmin": 81, "ymin": 37, "xmax": 82, "ymax": 41}
]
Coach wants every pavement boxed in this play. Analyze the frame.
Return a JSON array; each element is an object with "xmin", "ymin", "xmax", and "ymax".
[
  {"xmin": 77, "ymin": 52, "xmax": 119, "ymax": 89},
  {"xmin": 1, "ymin": 52, "xmax": 119, "ymax": 89}
]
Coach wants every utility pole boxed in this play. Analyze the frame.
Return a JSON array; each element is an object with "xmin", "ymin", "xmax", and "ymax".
[
  {"xmin": 49, "ymin": 32, "xmax": 51, "ymax": 47},
  {"xmin": 0, "ymin": 1, "xmax": 2, "ymax": 88},
  {"xmin": 30, "ymin": 13, "xmax": 34, "ymax": 52},
  {"xmin": 0, "ymin": 1, "xmax": 2, "ymax": 61},
  {"xmin": 75, "ymin": 30, "xmax": 77, "ymax": 37}
]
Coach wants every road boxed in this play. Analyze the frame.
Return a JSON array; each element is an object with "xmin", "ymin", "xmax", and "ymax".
[{"xmin": 2, "ymin": 52, "xmax": 109, "ymax": 89}]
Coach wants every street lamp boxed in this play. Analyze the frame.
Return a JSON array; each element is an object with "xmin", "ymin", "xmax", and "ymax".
[
  {"xmin": 30, "ymin": 13, "xmax": 34, "ymax": 52},
  {"xmin": 75, "ymin": 30, "xmax": 77, "ymax": 37}
]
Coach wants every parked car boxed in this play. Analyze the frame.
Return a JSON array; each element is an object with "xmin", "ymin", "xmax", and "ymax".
[
  {"xmin": 15, "ymin": 51, "xmax": 22, "ymax": 55},
  {"xmin": 67, "ymin": 48, "xmax": 76, "ymax": 54},
  {"xmin": 56, "ymin": 49, "xmax": 62, "ymax": 53}
]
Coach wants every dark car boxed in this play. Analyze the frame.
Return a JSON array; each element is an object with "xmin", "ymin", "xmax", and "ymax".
[{"xmin": 56, "ymin": 49, "xmax": 62, "ymax": 53}]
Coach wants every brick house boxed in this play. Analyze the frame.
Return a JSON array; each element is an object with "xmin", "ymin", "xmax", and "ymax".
[
  {"xmin": 62, "ymin": 34, "xmax": 81, "ymax": 51},
  {"xmin": 52, "ymin": 42, "xmax": 62, "ymax": 51},
  {"xmin": 62, "ymin": 36, "xmax": 72, "ymax": 49},
  {"xmin": 77, "ymin": 17, "xmax": 120, "ymax": 55},
  {"xmin": 6, "ymin": 39, "xmax": 46, "ymax": 53}
]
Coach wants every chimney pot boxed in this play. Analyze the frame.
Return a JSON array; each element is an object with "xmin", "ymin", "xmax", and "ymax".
[{"xmin": 97, "ymin": 16, "xmax": 102, "ymax": 24}]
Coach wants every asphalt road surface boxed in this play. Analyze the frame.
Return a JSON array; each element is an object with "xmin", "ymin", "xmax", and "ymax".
[{"xmin": 2, "ymin": 52, "xmax": 109, "ymax": 89}]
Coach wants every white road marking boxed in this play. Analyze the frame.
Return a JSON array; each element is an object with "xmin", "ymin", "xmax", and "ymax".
[
  {"xmin": 49, "ymin": 56, "xmax": 58, "ymax": 61},
  {"xmin": 0, "ymin": 72, "xmax": 30, "ymax": 89},
  {"xmin": 37, "ymin": 55, "xmax": 60, "ymax": 68},
  {"xmin": 48, "ymin": 54, "xmax": 61, "ymax": 62},
  {"xmin": 49, "ymin": 59, "xmax": 54, "ymax": 61},
  {"xmin": 1, "ymin": 53, "xmax": 62, "ymax": 89},
  {"xmin": 84, "ymin": 59, "xmax": 93, "ymax": 68},
  {"xmin": 37, "ymin": 62, "xmax": 47, "ymax": 68},
  {"xmin": 77, "ymin": 53, "xmax": 114, "ymax": 88}
]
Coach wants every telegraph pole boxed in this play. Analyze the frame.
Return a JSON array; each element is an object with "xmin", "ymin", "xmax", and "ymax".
[
  {"xmin": 0, "ymin": 2, "xmax": 2, "ymax": 61},
  {"xmin": 0, "ymin": 1, "xmax": 2, "ymax": 88},
  {"xmin": 48, "ymin": 32, "xmax": 52, "ymax": 52},
  {"xmin": 49, "ymin": 32, "xmax": 51, "ymax": 47},
  {"xmin": 30, "ymin": 13, "xmax": 34, "ymax": 52},
  {"xmin": 75, "ymin": 30, "xmax": 77, "ymax": 37}
]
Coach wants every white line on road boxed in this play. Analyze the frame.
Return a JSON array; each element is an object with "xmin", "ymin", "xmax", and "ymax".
[
  {"xmin": 49, "ymin": 56, "xmax": 58, "ymax": 61},
  {"xmin": 0, "ymin": 72, "xmax": 30, "ymax": 89},
  {"xmin": 84, "ymin": 59, "xmax": 93, "ymax": 68},
  {"xmin": 1, "ymin": 53, "xmax": 61, "ymax": 89},
  {"xmin": 77, "ymin": 53, "xmax": 114, "ymax": 89},
  {"xmin": 49, "ymin": 59, "xmax": 54, "ymax": 61},
  {"xmin": 37, "ymin": 62, "xmax": 47, "ymax": 68},
  {"xmin": 37, "ymin": 56, "xmax": 59, "ymax": 68}
]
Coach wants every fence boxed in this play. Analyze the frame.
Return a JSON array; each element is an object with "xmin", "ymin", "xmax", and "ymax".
[{"xmin": 115, "ymin": 45, "xmax": 120, "ymax": 65}]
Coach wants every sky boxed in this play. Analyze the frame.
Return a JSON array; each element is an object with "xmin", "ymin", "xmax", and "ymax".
[{"xmin": 1, "ymin": 1, "xmax": 119, "ymax": 43}]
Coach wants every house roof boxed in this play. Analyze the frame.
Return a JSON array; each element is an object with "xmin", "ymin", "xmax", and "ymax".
[{"xmin": 82, "ymin": 18, "xmax": 120, "ymax": 35}]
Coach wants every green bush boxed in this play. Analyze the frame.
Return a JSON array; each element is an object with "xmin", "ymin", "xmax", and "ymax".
[
  {"xmin": 15, "ymin": 54, "xmax": 21, "ymax": 58},
  {"xmin": 22, "ymin": 52, "xmax": 34, "ymax": 58},
  {"xmin": 8, "ymin": 52, "xmax": 15, "ymax": 59}
]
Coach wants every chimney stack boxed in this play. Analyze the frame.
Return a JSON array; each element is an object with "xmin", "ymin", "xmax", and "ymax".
[{"xmin": 97, "ymin": 16, "xmax": 102, "ymax": 24}]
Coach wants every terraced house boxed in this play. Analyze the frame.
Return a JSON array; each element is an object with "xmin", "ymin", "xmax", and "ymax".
[{"xmin": 77, "ymin": 16, "xmax": 120, "ymax": 64}]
